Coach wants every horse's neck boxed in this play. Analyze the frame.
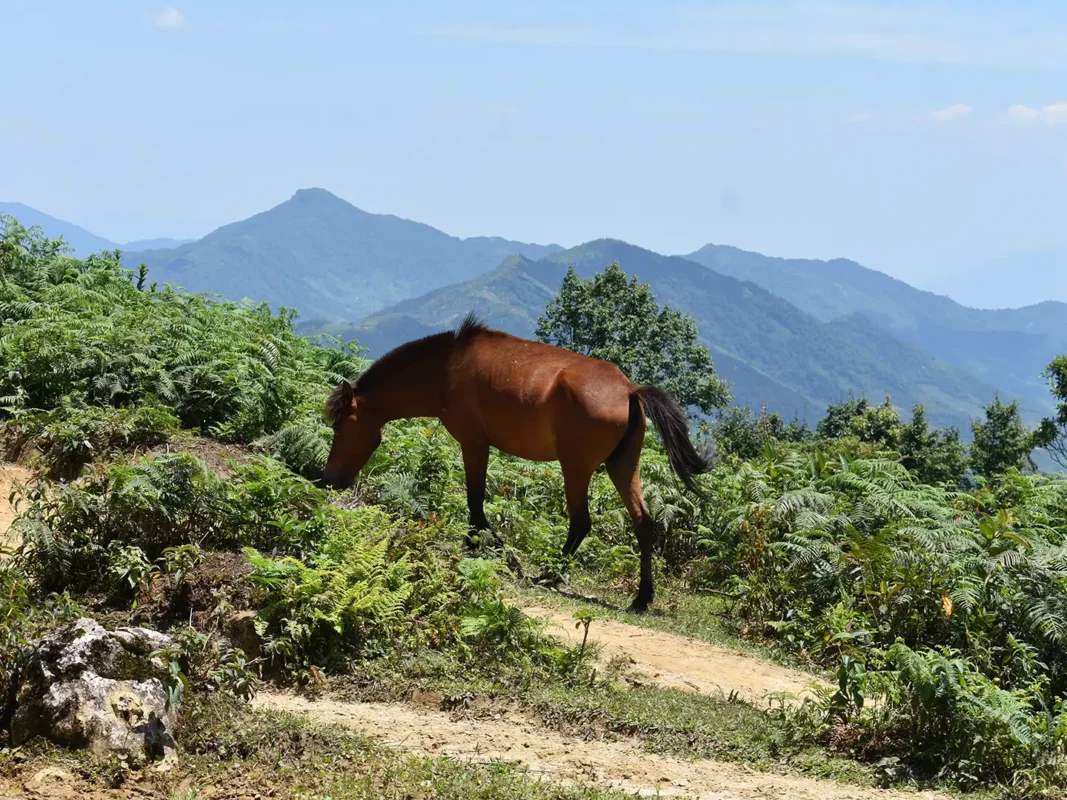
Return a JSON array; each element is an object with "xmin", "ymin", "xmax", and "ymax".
[{"xmin": 362, "ymin": 351, "xmax": 451, "ymax": 422}]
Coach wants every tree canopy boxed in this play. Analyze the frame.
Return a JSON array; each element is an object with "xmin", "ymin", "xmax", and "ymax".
[
  {"xmin": 535, "ymin": 263, "xmax": 730, "ymax": 414},
  {"xmin": 969, "ymin": 396, "xmax": 1050, "ymax": 479},
  {"xmin": 1043, "ymin": 355, "xmax": 1067, "ymax": 468}
]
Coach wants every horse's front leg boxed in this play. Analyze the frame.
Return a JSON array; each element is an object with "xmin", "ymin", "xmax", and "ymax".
[
  {"xmin": 461, "ymin": 442, "xmax": 491, "ymax": 551},
  {"xmin": 535, "ymin": 461, "xmax": 594, "ymax": 587}
]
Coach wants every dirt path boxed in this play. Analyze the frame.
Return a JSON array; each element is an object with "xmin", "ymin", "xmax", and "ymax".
[
  {"xmin": 0, "ymin": 464, "xmax": 33, "ymax": 553},
  {"xmin": 523, "ymin": 604, "xmax": 826, "ymax": 703},
  {"xmin": 255, "ymin": 692, "xmax": 946, "ymax": 800}
]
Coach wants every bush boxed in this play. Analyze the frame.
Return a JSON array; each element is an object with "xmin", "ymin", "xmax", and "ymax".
[
  {"xmin": 0, "ymin": 217, "xmax": 368, "ymax": 455},
  {"xmin": 0, "ymin": 562, "xmax": 81, "ymax": 733},
  {"xmin": 4, "ymin": 399, "xmax": 178, "ymax": 479},
  {"xmin": 11, "ymin": 453, "xmax": 328, "ymax": 594}
]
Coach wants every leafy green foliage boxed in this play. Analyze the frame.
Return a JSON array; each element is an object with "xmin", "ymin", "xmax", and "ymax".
[
  {"xmin": 874, "ymin": 643, "xmax": 1049, "ymax": 787},
  {"xmin": 815, "ymin": 397, "xmax": 966, "ymax": 486},
  {"xmin": 245, "ymin": 516, "xmax": 420, "ymax": 668},
  {"xmin": 1042, "ymin": 355, "xmax": 1067, "ymax": 469},
  {"xmin": 898, "ymin": 405, "xmax": 967, "ymax": 487},
  {"xmin": 712, "ymin": 405, "xmax": 812, "ymax": 460},
  {"xmin": 457, "ymin": 558, "xmax": 547, "ymax": 663},
  {"xmin": 4, "ymin": 400, "xmax": 179, "ymax": 478},
  {"xmin": 0, "ymin": 216, "xmax": 367, "ymax": 467},
  {"xmin": 535, "ymin": 263, "xmax": 730, "ymax": 413},
  {"xmin": 970, "ymin": 396, "xmax": 1049, "ymax": 478},
  {"xmin": 11, "ymin": 454, "xmax": 326, "ymax": 593}
]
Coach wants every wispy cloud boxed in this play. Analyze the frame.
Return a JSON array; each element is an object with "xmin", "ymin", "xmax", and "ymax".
[
  {"xmin": 930, "ymin": 103, "xmax": 973, "ymax": 123},
  {"xmin": 1001, "ymin": 103, "xmax": 1067, "ymax": 125},
  {"xmin": 433, "ymin": 4, "xmax": 1067, "ymax": 68},
  {"xmin": 1044, "ymin": 103, "xmax": 1067, "ymax": 124},
  {"xmin": 148, "ymin": 8, "xmax": 185, "ymax": 30}
]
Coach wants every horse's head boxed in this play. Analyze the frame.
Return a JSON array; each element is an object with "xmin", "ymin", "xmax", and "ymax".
[{"xmin": 323, "ymin": 381, "xmax": 382, "ymax": 490}]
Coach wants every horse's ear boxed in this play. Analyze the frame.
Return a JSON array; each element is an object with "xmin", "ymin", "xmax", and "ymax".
[{"xmin": 340, "ymin": 381, "xmax": 354, "ymax": 404}]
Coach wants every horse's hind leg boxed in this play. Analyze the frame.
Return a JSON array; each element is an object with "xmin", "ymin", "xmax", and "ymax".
[
  {"xmin": 461, "ymin": 442, "xmax": 491, "ymax": 551},
  {"xmin": 606, "ymin": 441, "xmax": 656, "ymax": 613}
]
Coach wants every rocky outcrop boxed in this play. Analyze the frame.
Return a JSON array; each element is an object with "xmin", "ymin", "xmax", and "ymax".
[{"xmin": 11, "ymin": 617, "xmax": 179, "ymax": 765}]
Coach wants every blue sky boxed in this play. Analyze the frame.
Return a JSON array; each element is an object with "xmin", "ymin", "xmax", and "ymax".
[{"xmin": 3, "ymin": 0, "xmax": 1067, "ymax": 286}]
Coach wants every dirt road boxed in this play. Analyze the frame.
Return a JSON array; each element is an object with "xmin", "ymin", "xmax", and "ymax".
[
  {"xmin": 255, "ymin": 692, "xmax": 944, "ymax": 800},
  {"xmin": 523, "ymin": 604, "xmax": 826, "ymax": 703}
]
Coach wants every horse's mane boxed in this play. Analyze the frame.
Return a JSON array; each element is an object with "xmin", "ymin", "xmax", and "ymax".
[{"xmin": 323, "ymin": 312, "xmax": 488, "ymax": 422}]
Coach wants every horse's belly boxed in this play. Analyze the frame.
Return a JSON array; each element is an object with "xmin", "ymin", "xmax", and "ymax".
[{"xmin": 486, "ymin": 422, "xmax": 558, "ymax": 462}]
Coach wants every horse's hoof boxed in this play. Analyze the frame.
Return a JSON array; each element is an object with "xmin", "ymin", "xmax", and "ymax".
[{"xmin": 627, "ymin": 599, "xmax": 650, "ymax": 614}]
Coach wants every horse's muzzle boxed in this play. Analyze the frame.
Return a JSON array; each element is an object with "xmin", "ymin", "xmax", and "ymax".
[{"xmin": 321, "ymin": 467, "xmax": 354, "ymax": 490}]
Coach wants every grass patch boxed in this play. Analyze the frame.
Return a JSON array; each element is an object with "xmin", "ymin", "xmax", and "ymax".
[{"xmin": 525, "ymin": 682, "xmax": 871, "ymax": 786}]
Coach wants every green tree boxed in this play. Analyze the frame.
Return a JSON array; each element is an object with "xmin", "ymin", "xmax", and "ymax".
[
  {"xmin": 535, "ymin": 263, "xmax": 730, "ymax": 414},
  {"xmin": 899, "ymin": 405, "xmax": 966, "ymax": 486},
  {"xmin": 970, "ymin": 396, "xmax": 1048, "ymax": 478},
  {"xmin": 1041, "ymin": 355, "xmax": 1067, "ymax": 468},
  {"xmin": 817, "ymin": 395, "xmax": 902, "ymax": 447},
  {"xmin": 816, "ymin": 395, "xmax": 869, "ymax": 440},
  {"xmin": 712, "ymin": 404, "xmax": 812, "ymax": 459}
]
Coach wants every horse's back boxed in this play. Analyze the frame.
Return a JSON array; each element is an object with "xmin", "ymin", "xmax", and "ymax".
[{"xmin": 448, "ymin": 330, "xmax": 634, "ymax": 463}]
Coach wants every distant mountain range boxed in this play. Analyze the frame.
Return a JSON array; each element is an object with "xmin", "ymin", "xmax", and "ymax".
[
  {"xmin": 682, "ymin": 245, "xmax": 1067, "ymax": 413},
  {"xmin": 4, "ymin": 190, "xmax": 1064, "ymax": 433},
  {"xmin": 120, "ymin": 189, "xmax": 562, "ymax": 321},
  {"xmin": 0, "ymin": 202, "xmax": 191, "ymax": 256}
]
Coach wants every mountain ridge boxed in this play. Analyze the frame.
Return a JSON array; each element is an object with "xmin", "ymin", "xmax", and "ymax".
[
  {"xmin": 6, "ymin": 193, "xmax": 1059, "ymax": 431},
  {"xmin": 121, "ymin": 188, "xmax": 563, "ymax": 320},
  {"xmin": 683, "ymin": 243, "xmax": 1067, "ymax": 412}
]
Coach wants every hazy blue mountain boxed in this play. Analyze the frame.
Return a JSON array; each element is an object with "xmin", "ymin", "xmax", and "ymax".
[
  {"xmin": 684, "ymin": 243, "xmax": 1067, "ymax": 412},
  {"xmin": 1, "ymin": 203, "xmax": 194, "ymax": 257},
  {"xmin": 0, "ymin": 202, "xmax": 117, "ymax": 256},
  {"xmin": 123, "ymin": 188, "xmax": 563, "ymax": 320},
  {"xmin": 303, "ymin": 240, "xmax": 1005, "ymax": 429},
  {"xmin": 122, "ymin": 237, "xmax": 193, "ymax": 251}
]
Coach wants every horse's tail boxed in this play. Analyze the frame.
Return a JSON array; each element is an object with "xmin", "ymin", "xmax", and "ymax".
[{"xmin": 632, "ymin": 386, "xmax": 715, "ymax": 497}]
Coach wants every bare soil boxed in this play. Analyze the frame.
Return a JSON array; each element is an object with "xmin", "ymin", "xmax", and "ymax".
[
  {"xmin": 0, "ymin": 463, "xmax": 33, "ymax": 553},
  {"xmin": 0, "ymin": 767, "xmax": 160, "ymax": 800},
  {"xmin": 524, "ymin": 604, "xmax": 827, "ymax": 703},
  {"xmin": 254, "ymin": 692, "xmax": 947, "ymax": 800}
]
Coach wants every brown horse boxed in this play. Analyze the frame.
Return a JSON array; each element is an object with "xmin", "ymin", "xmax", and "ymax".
[{"xmin": 322, "ymin": 314, "xmax": 711, "ymax": 612}]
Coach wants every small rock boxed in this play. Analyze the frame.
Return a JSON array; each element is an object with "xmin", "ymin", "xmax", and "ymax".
[
  {"xmin": 11, "ymin": 617, "xmax": 179, "ymax": 766},
  {"xmin": 25, "ymin": 766, "xmax": 74, "ymax": 790},
  {"xmin": 223, "ymin": 610, "xmax": 262, "ymax": 661}
]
